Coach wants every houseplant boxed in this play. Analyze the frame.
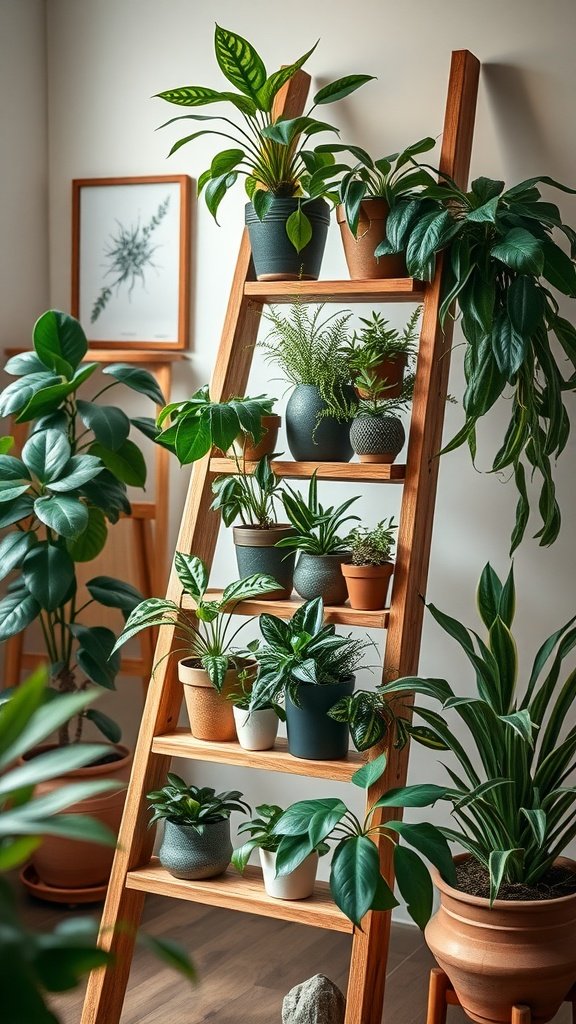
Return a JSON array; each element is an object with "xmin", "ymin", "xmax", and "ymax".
[
  {"xmin": 228, "ymin": 670, "xmax": 285, "ymax": 751},
  {"xmin": 156, "ymin": 24, "xmax": 373, "ymax": 279},
  {"xmin": 0, "ymin": 309, "xmax": 163, "ymax": 892},
  {"xmin": 148, "ymin": 773, "xmax": 250, "ymax": 879},
  {"xmin": 348, "ymin": 369, "xmax": 415, "ymax": 464},
  {"xmin": 341, "ymin": 518, "xmax": 397, "ymax": 610},
  {"xmin": 377, "ymin": 562, "xmax": 576, "ymax": 1024},
  {"xmin": 211, "ymin": 454, "xmax": 296, "ymax": 599},
  {"xmin": 259, "ymin": 301, "xmax": 355, "ymax": 461},
  {"xmin": 344, "ymin": 307, "xmax": 420, "ymax": 399},
  {"xmin": 232, "ymin": 803, "xmax": 327, "ymax": 899},
  {"xmin": 380, "ymin": 172, "xmax": 576, "ymax": 550},
  {"xmin": 277, "ymin": 474, "xmax": 359, "ymax": 604},
  {"xmin": 228, "ymin": 401, "xmax": 281, "ymax": 461},
  {"xmin": 113, "ymin": 553, "xmax": 279, "ymax": 741},
  {"xmin": 248, "ymin": 596, "xmax": 372, "ymax": 760},
  {"xmin": 155, "ymin": 385, "xmax": 275, "ymax": 465}
]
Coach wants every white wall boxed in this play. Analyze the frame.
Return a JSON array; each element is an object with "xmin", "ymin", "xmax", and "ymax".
[{"xmin": 32, "ymin": 0, "xmax": 576, "ymax": 917}]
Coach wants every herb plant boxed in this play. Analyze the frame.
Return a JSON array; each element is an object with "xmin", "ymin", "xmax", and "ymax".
[
  {"xmin": 232, "ymin": 803, "xmax": 328, "ymax": 872},
  {"xmin": 155, "ymin": 386, "xmax": 275, "ymax": 465},
  {"xmin": 211, "ymin": 454, "xmax": 284, "ymax": 528},
  {"xmin": 227, "ymin": 669, "xmax": 285, "ymax": 720},
  {"xmin": 148, "ymin": 774, "xmax": 250, "ymax": 833},
  {"xmin": 277, "ymin": 473, "xmax": 359, "ymax": 555},
  {"xmin": 113, "ymin": 553, "xmax": 279, "ymax": 690},
  {"xmin": 345, "ymin": 308, "xmax": 421, "ymax": 376},
  {"xmin": 349, "ymin": 519, "xmax": 397, "ymax": 566}
]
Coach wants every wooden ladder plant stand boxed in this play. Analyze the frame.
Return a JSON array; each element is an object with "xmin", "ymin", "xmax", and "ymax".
[{"xmin": 80, "ymin": 50, "xmax": 480, "ymax": 1024}]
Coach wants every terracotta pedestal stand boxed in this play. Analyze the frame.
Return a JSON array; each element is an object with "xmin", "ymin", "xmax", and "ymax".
[{"xmin": 426, "ymin": 968, "xmax": 576, "ymax": 1024}]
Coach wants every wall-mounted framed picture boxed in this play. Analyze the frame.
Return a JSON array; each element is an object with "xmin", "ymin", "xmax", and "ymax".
[{"xmin": 72, "ymin": 175, "xmax": 191, "ymax": 350}]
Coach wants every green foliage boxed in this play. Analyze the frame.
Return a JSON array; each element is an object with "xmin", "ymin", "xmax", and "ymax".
[
  {"xmin": 156, "ymin": 25, "xmax": 373, "ymax": 249},
  {"xmin": 345, "ymin": 308, "xmax": 421, "ymax": 376},
  {"xmin": 0, "ymin": 311, "xmax": 163, "ymax": 743},
  {"xmin": 147, "ymin": 773, "xmax": 250, "ymax": 834},
  {"xmin": 381, "ymin": 174, "xmax": 576, "ymax": 550},
  {"xmin": 349, "ymin": 518, "xmax": 397, "ymax": 566},
  {"xmin": 379, "ymin": 563, "xmax": 576, "ymax": 901},
  {"xmin": 155, "ymin": 385, "xmax": 275, "ymax": 465},
  {"xmin": 226, "ymin": 668, "xmax": 285, "ymax": 719},
  {"xmin": 232, "ymin": 803, "xmax": 328, "ymax": 873},
  {"xmin": 211, "ymin": 454, "xmax": 284, "ymax": 528},
  {"xmin": 113, "ymin": 553, "xmax": 280, "ymax": 691},
  {"xmin": 351, "ymin": 368, "xmax": 416, "ymax": 419},
  {"xmin": 277, "ymin": 472, "xmax": 360, "ymax": 555}
]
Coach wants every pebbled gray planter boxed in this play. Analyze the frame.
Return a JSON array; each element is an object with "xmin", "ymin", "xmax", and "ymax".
[
  {"xmin": 233, "ymin": 524, "xmax": 295, "ymax": 600},
  {"xmin": 158, "ymin": 819, "xmax": 232, "ymax": 880},
  {"xmin": 245, "ymin": 198, "xmax": 329, "ymax": 281},
  {"xmin": 286, "ymin": 385, "xmax": 354, "ymax": 462},
  {"xmin": 293, "ymin": 552, "xmax": 350, "ymax": 605},
  {"xmin": 350, "ymin": 413, "xmax": 405, "ymax": 464},
  {"xmin": 286, "ymin": 676, "xmax": 355, "ymax": 760}
]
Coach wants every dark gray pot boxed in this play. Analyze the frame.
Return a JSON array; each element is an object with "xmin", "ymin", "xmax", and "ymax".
[
  {"xmin": 293, "ymin": 552, "xmax": 350, "ymax": 605},
  {"xmin": 158, "ymin": 819, "xmax": 232, "ymax": 880},
  {"xmin": 350, "ymin": 414, "xmax": 405, "ymax": 464},
  {"xmin": 286, "ymin": 385, "xmax": 354, "ymax": 462},
  {"xmin": 245, "ymin": 198, "xmax": 330, "ymax": 281},
  {"xmin": 233, "ymin": 524, "xmax": 296, "ymax": 600},
  {"xmin": 286, "ymin": 676, "xmax": 355, "ymax": 760}
]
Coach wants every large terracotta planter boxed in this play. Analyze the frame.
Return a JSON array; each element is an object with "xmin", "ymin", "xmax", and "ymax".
[
  {"xmin": 426, "ymin": 856, "xmax": 576, "ymax": 1024},
  {"xmin": 27, "ymin": 743, "xmax": 132, "ymax": 891},
  {"xmin": 179, "ymin": 659, "xmax": 255, "ymax": 742},
  {"xmin": 336, "ymin": 199, "xmax": 407, "ymax": 280},
  {"xmin": 228, "ymin": 414, "xmax": 281, "ymax": 461},
  {"xmin": 342, "ymin": 561, "xmax": 394, "ymax": 610}
]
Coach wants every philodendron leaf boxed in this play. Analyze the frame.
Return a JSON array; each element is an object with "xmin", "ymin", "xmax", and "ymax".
[
  {"xmin": 351, "ymin": 752, "xmax": 387, "ymax": 790},
  {"xmin": 86, "ymin": 576, "xmax": 143, "ymax": 614},
  {"xmin": 102, "ymin": 364, "xmax": 165, "ymax": 405},
  {"xmin": 273, "ymin": 798, "xmax": 345, "ymax": 837},
  {"xmin": 70, "ymin": 625, "xmax": 121, "ymax": 689},
  {"xmin": 330, "ymin": 835, "xmax": 380, "ymax": 926},
  {"xmin": 394, "ymin": 844, "xmax": 434, "ymax": 929},
  {"xmin": 387, "ymin": 821, "xmax": 456, "ymax": 886},
  {"xmin": 313, "ymin": 74, "xmax": 375, "ymax": 105},
  {"xmin": 490, "ymin": 228, "xmax": 544, "ymax": 276},
  {"xmin": 48, "ymin": 454, "xmax": 103, "ymax": 492},
  {"xmin": 0, "ymin": 372, "xmax": 57, "ymax": 417}
]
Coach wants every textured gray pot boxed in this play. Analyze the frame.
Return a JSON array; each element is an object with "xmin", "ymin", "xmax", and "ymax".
[
  {"xmin": 293, "ymin": 552, "xmax": 350, "ymax": 605},
  {"xmin": 158, "ymin": 819, "xmax": 232, "ymax": 880},
  {"xmin": 245, "ymin": 198, "xmax": 330, "ymax": 281},
  {"xmin": 350, "ymin": 414, "xmax": 405, "ymax": 463},
  {"xmin": 286, "ymin": 385, "xmax": 354, "ymax": 462},
  {"xmin": 233, "ymin": 524, "xmax": 296, "ymax": 600},
  {"xmin": 286, "ymin": 676, "xmax": 355, "ymax": 760}
]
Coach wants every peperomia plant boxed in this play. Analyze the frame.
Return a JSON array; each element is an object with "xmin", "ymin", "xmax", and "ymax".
[
  {"xmin": 0, "ymin": 310, "xmax": 164, "ymax": 745},
  {"xmin": 147, "ymin": 774, "xmax": 250, "ymax": 833},
  {"xmin": 155, "ymin": 386, "xmax": 276, "ymax": 465}
]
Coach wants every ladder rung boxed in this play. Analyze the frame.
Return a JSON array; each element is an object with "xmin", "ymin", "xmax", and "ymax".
[
  {"xmin": 151, "ymin": 731, "xmax": 365, "ymax": 782},
  {"xmin": 182, "ymin": 590, "xmax": 389, "ymax": 629},
  {"xmin": 209, "ymin": 458, "xmax": 406, "ymax": 483},
  {"xmin": 125, "ymin": 860, "xmax": 353, "ymax": 933},
  {"xmin": 244, "ymin": 278, "xmax": 425, "ymax": 304}
]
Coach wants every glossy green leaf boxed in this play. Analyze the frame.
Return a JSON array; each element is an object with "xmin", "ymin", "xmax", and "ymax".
[
  {"xmin": 174, "ymin": 552, "xmax": 208, "ymax": 601},
  {"xmin": 102, "ymin": 364, "xmax": 165, "ymax": 405},
  {"xmin": 0, "ymin": 372, "xmax": 57, "ymax": 417},
  {"xmin": 33, "ymin": 310, "xmax": 88, "ymax": 371},
  {"xmin": 0, "ymin": 531, "xmax": 36, "ymax": 582},
  {"xmin": 76, "ymin": 400, "xmax": 131, "ymax": 451},
  {"xmin": 394, "ymin": 844, "xmax": 434, "ymax": 929},
  {"xmin": 275, "ymin": 833, "xmax": 315, "ymax": 876},
  {"xmin": 4, "ymin": 350, "xmax": 47, "ymax": 376},
  {"xmin": 488, "ymin": 848, "xmax": 523, "ymax": 903},
  {"xmin": 86, "ymin": 576, "xmax": 143, "ymax": 613},
  {"xmin": 257, "ymin": 42, "xmax": 318, "ymax": 110},
  {"xmin": 387, "ymin": 821, "xmax": 456, "ymax": 884},
  {"xmin": 490, "ymin": 228, "xmax": 544, "ymax": 275},
  {"xmin": 541, "ymin": 240, "xmax": 576, "ymax": 295},
  {"xmin": 48, "ymin": 454, "xmax": 103, "ymax": 492},
  {"xmin": 21, "ymin": 428, "xmax": 70, "ymax": 483},
  {"xmin": 90, "ymin": 439, "xmax": 146, "ymax": 487},
  {"xmin": 351, "ymin": 753, "xmax": 387, "ymax": 790},
  {"xmin": 314, "ymin": 74, "xmax": 375, "ymax": 105},
  {"xmin": 34, "ymin": 494, "xmax": 89, "ymax": 539},
  {"xmin": 507, "ymin": 276, "xmax": 545, "ymax": 335},
  {"xmin": 373, "ymin": 784, "xmax": 450, "ymax": 808},
  {"xmin": 213, "ymin": 24, "xmax": 266, "ymax": 102},
  {"xmin": 67, "ymin": 505, "xmax": 108, "ymax": 562},
  {"xmin": 71, "ymin": 625, "xmax": 121, "ymax": 689},
  {"xmin": 285, "ymin": 207, "xmax": 312, "ymax": 253},
  {"xmin": 16, "ymin": 378, "xmax": 81, "ymax": 423},
  {"xmin": 22, "ymin": 542, "xmax": 75, "ymax": 611},
  {"xmin": 330, "ymin": 836, "xmax": 380, "ymax": 926}
]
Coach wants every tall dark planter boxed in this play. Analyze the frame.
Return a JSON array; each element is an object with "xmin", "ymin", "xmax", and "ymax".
[
  {"xmin": 233, "ymin": 524, "xmax": 296, "ymax": 600},
  {"xmin": 286, "ymin": 385, "xmax": 354, "ymax": 462},
  {"xmin": 245, "ymin": 198, "xmax": 330, "ymax": 281},
  {"xmin": 286, "ymin": 676, "xmax": 355, "ymax": 760}
]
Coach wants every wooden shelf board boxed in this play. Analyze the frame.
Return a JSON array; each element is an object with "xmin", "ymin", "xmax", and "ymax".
[
  {"xmin": 244, "ymin": 279, "xmax": 425, "ymax": 304},
  {"xmin": 5, "ymin": 347, "xmax": 184, "ymax": 364},
  {"xmin": 152, "ymin": 730, "xmax": 365, "ymax": 782},
  {"xmin": 209, "ymin": 458, "xmax": 406, "ymax": 483},
  {"xmin": 125, "ymin": 859, "xmax": 353, "ymax": 933},
  {"xmin": 181, "ymin": 590, "xmax": 389, "ymax": 629}
]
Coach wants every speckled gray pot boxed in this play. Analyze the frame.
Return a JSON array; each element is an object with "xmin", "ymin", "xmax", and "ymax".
[
  {"xmin": 286, "ymin": 385, "xmax": 354, "ymax": 462},
  {"xmin": 350, "ymin": 414, "xmax": 405, "ymax": 463},
  {"xmin": 293, "ymin": 552, "xmax": 350, "ymax": 605},
  {"xmin": 158, "ymin": 819, "xmax": 232, "ymax": 880}
]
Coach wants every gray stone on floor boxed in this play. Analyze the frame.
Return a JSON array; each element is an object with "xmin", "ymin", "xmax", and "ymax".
[{"xmin": 282, "ymin": 974, "xmax": 346, "ymax": 1024}]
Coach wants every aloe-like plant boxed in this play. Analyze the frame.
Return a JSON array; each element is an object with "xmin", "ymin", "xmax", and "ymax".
[
  {"xmin": 344, "ymin": 308, "xmax": 421, "ymax": 377},
  {"xmin": 113, "ymin": 553, "xmax": 280, "ymax": 690},
  {"xmin": 277, "ymin": 473, "xmax": 360, "ymax": 555},
  {"xmin": 380, "ymin": 173, "xmax": 576, "ymax": 550},
  {"xmin": 155, "ymin": 386, "xmax": 275, "ymax": 465},
  {"xmin": 156, "ymin": 24, "xmax": 373, "ymax": 250}
]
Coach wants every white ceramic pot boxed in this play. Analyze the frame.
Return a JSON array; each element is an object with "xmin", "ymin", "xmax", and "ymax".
[
  {"xmin": 259, "ymin": 849, "xmax": 318, "ymax": 900},
  {"xmin": 233, "ymin": 706, "xmax": 279, "ymax": 751}
]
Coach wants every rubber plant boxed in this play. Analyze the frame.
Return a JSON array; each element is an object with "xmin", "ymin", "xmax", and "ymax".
[
  {"xmin": 380, "ymin": 173, "xmax": 576, "ymax": 550},
  {"xmin": 0, "ymin": 310, "xmax": 164, "ymax": 744},
  {"xmin": 155, "ymin": 386, "xmax": 276, "ymax": 465}
]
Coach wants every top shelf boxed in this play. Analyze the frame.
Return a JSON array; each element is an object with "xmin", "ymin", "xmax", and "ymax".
[{"xmin": 244, "ymin": 278, "xmax": 425, "ymax": 304}]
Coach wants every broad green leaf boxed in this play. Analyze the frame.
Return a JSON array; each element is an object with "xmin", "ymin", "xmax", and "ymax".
[
  {"xmin": 0, "ymin": 743, "xmax": 112, "ymax": 798},
  {"xmin": 313, "ymin": 74, "xmax": 375, "ymax": 105},
  {"xmin": 252, "ymin": 188, "xmax": 274, "ymax": 222},
  {"xmin": 71, "ymin": 625, "xmax": 121, "ymax": 689},
  {"xmin": 257, "ymin": 42, "xmax": 318, "ymax": 110},
  {"xmin": 476, "ymin": 563, "xmax": 502, "ymax": 629},
  {"xmin": 285, "ymin": 207, "xmax": 312, "ymax": 253},
  {"xmin": 330, "ymin": 835, "xmax": 380, "ymax": 926},
  {"xmin": 0, "ymin": 372, "xmax": 57, "ymax": 417},
  {"xmin": 210, "ymin": 148, "xmax": 245, "ymax": 177},
  {"xmin": 86, "ymin": 576, "xmax": 142, "ymax": 613},
  {"xmin": 541, "ymin": 240, "xmax": 576, "ymax": 296},
  {"xmin": 21, "ymin": 429, "xmax": 70, "ymax": 483},
  {"xmin": 78, "ymin": 470, "xmax": 130, "ymax": 524},
  {"xmin": 307, "ymin": 801, "xmax": 348, "ymax": 847},
  {"xmin": 76, "ymin": 400, "xmax": 131, "ymax": 451},
  {"xmin": 22, "ymin": 542, "xmax": 75, "ymax": 611},
  {"xmin": 0, "ymin": 530, "xmax": 36, "ymax": 581},
  {"xmin": 102, "ymin": 364, "xmax": 165, "ymax": 405},
  {"xmin": 0, "ymin": 495, "xmax": 34, "ymax": 527},
  {"xmin": 394, "ymin": 844, "xmax": 434, "ymax": 929},
  {"xmin": 275, "ymin": 833, "xmax": 315, "ymax": 876},
  {"xmin": 48, "ymin": 454, "xmax": 103, "ymax": 492},
  {"xmin": 34, "ymin": 494, "xmax": 89, "ymax": 539},
  {"xmin": 273, "ymin": 798, "xmax": 345, "ymax": 837},
  {"xmin": 507, "ymin": 275, "xmax": 545, "ymax": 335},
  {"xmin": 373, "ymin": 784, "xmax": 450, "ymax": 808},
  {"xmin": 351, "ymin": 753, "xmax": 387, "ymax": 790},
  {"xmin": 90, "ymin": 440, "xmax": 146, "ymax": 487},
  {"xmin": 33, "ymin": 309, "xmax": 88, "ymax": 371},
  {"xmin": 490, "ymin": 312, "xmax": 525, "ymax": 378},
  {"xmin": 388, "ymin": 821, "xmax": 456, "ymax": 884},
  {"xmin": 488, "ymin": 848, "xmax": 524, "ymax": 903},
  {"xmin": 214, "ymin": 24, "xmax": 266, "ymax": 103},
  {"xmin": 221, "ymin": 573, "xmax": 279, "ymax": 604},
  {"xmin": 466, "ymin": 197, "xmax": 499, "ymax": 223},
  {"xmin": 0, "ymin": 588, "xmax": 40, "ymax": 640},
  {"xmin": 67, "ymin": 505, "xmax": 108, "ymax": 562},
  {"xmin": 490, "ymin": 228, "xmax": 544, "ymax": 275},
  {"xmin": 0, "ymin": 687, "xmax": 105, "ymax": 769},
  {"xmin": 130, "ymin": 416, "xmax": 160, "ymax": 441},
  {"xmin": 16, "ymin": 379, "xmax": 81, "ymax": 422},
  {"xmin": 85, "ymin": 708, "xmax": 122, "ymax": 743},
  {"xmin": 4, "ymin": 350, "xmax": 47, "ymax": 375},
  {"xmin": 171, "ymin": 414, "xmax": 212, "ymax": 464}
]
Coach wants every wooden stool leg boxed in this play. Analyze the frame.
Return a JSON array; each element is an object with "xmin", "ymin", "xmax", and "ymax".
[
  {"xmin": 511, "ymin": 1006, "xmax": 531, "ymax": 1024},
  {"xmin": 570, "ymin": 986, "xmax": 576, "ymax": 1024},
  {"xmin": 427, "ymin": 968, "xmax": 451, "ymax": 1024}
]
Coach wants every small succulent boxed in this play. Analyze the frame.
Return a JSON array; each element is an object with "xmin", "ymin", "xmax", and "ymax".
[{"xmin": 147, "ymin": 774, "xmax": 250, "ymax": 834}]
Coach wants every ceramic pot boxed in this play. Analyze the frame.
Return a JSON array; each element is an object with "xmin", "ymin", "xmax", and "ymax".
[
  {"xmin": 27, "ymin": 743, "xmax": 132, "ymax": 891},
  {"xmin": 336, "ymin": 199, "xmax": 407, "ymax": 280},
  {"xmin": 228, "ymin": 414, "xmax": 281, "ymax": 461},
  {"xmin": 260, "ymin": 849, "xmax": 319, "ymax": 900},
  {"xmin": 285, "ymin": 676, "xmax": 355, "ymax": 760},
  {"xmin": 178, "ymin": 659, "xmax": 255, "ymax": 742},
  {"xmin": 293, "ymin": 552, "xmax": 350, "ymax": 605},
  {"xmin": 426, "ymin": 856, "xmax": 576, "ymax": 1024},
  {"xmin": 355, "ymin": 354, "xmax": 408, "ymax": 400},
  {"xmin": 285, "ymin": 384, "xmax": 354, "ymax": 463},
  {"xmin": 245, "ymin": 198, "xmax": 330, "ymax": 281},
  {"xmin": 350, "ymin": 414, "xmax": 405, "ymax": 463},
  {"xmin": 342, "ymin": 561, "xmax": 394, "ymax": 610},
  {"xmin": 233, "ymin": 706, "xmax": 279, "ymax": 751},
  {"xmin": 233, "ymin": 524, "xmax": 296, "ymax": 600},
  {"xmin": 159, "ymin": 818, "xmax": 233, "ymax": 880}
]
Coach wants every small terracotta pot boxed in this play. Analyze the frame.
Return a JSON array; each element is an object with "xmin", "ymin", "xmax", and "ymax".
[
  {"xmin": 342, "ymin": 562, "xmax": 394, "ymax": 610},
  {"xmin": 228, "ymin": 415, "xmax": 281, "ymax": 461},
  {"xmin": 337, "ymin": 199, "xmax": 407, "ymax": 280},
  {"xmin": 355, "ymin": 354, "xmax": 407, "ymax": 400},
  {"xmin": 178, "ymin": 659, "xmax": 256, "ymax": 742},
  {"xmin": 260, "ymin": 849, "xmax": 318, "ymax": 900},
  {"xmin": 27, "ymin": 743, "xmax": 132, "ymax": 891},
  {"xmin": 426, "ymin": 855, "xmax": 576, "ymax": 1024}
]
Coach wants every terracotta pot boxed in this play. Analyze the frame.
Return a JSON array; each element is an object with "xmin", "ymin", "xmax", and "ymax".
[
  {"xmin": 27, "ymin": 743, "xmax": 132, "ymax": 890},
  {"xmin": 178, "ymin": 658, "xmax": 255, "ymax": 742},
  {"xmin": 426, "ymin": 855, "xmax": 576, "ymax": 1024},
  {"xmin": 336, "ymin": 199, "xmax": 407, "ymax": 280},
  {"xmin": 355, "ymin": 353, "xmax": 407, "ymax": 400},
  {"xmin": 342, "ymin": 561, "xmax": 394, "ymax": 610},
  {"xmin": 228, "ymin": 414, "xmax": 281, "ymax": 461},
  {"xmin": 232, "ymin": 523, "xmax": 296, "ymax": 600}
]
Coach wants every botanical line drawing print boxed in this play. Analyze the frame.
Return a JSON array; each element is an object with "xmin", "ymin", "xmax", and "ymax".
[{"xmin": 90, "ymin": 195, "xmax": 171, "ymax": 323}]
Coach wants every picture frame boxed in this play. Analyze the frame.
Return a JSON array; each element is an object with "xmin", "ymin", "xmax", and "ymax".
[{"xmin": 72, "ymin": 175, "xmax": 191, "ymax": 350}]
